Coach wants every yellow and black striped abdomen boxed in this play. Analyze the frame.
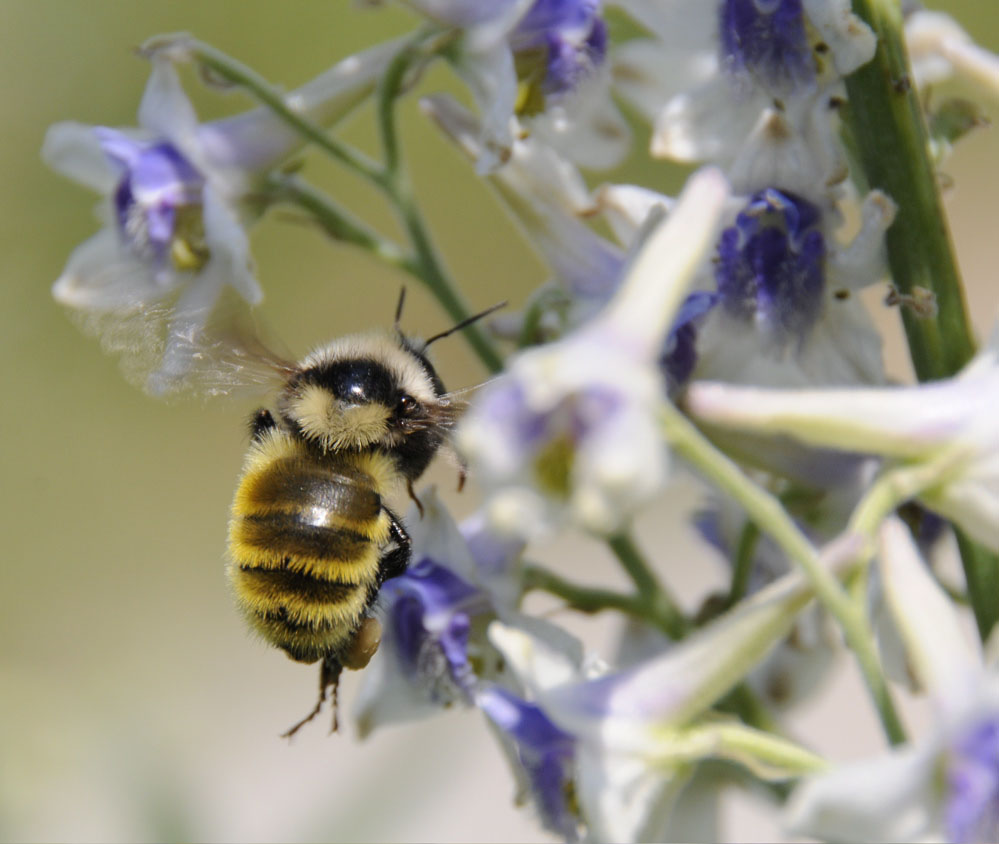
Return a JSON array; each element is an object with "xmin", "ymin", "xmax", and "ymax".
[{"xmin": 227, "ymin": 430, "xmax": 394, "ymax": 664}]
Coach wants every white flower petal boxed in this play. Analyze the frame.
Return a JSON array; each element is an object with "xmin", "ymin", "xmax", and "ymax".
[
  {"xmin": 612, "ymin": 38, "xmax": 717, "ymax": 124},
  {"xmin": 545, "ymin": 569, "xmax": 818, "ymax": 746},
  {"xmin": 907, "ymin": 10, "xmax": 999, "ymax": 96},
  {"xmin": 801, "ymin": 0, "xmax": 877, "ymax": 76},
  {"xmin": 352, "ymin": 630, "xmax": 446, "ymax": 738},
  {"xmin": 784, "ymin": 744, "xmax": 938, "ymax": 843},
  {"xmin": 577, "ymin": 744, "xmax": 691, "ymax": 844},
  {"xmin": 41, "ymin": 122, "xmax": 122, "ymax": 193},
  {"xmin": 531, "ymin": 71, "xmax": 632, "ymax": 170},
  {"xmin": 405, "ymin": 487, "xmax": 480, "ymax": 585},
  {"xmin": 652, "ymin": 78, "xmax": 765, "ymax": 163},
  {"xmin": 487, "ymin": 620, "xmax": 583, "ymax": 695},
  {"xmin": 611, "ymin": 0, "xmax": 717, "ymax": 48},
  {"xmin": 201, "ymin": 186, "xmax": 261, "ymax": 305},
  {"xmin": 921, "ymin": 468, "xmax": 999, "ymax": 550},
  {"xmin": 727, "ymin": 106, "xmax": 841, "ymax": 197},
  {"xmin": 571, "ymin": 406, "xmax": 667, "ymax": 534},
  {"xmin": 455, "ymin": 43, "xmax": 519, "ymax": 172},
  {"xmin": 52, "ymin": 227, "xmax": 173, "ymax": 310},
  {"xmin": 138, "ymin": 58, "xmax": 201, "ymax": 154},
  {"xmin": 829, "ymin": 190, "xmax": 896, "ymax": 289},
  {"xmin": 878, "ymin": 517, "xmax": 981, "ymax": 702},
  {"xmin": 593, "ymin": 182, "xmax": 674, "ymax": 246},
  {"xmin": 682, "ymin": 378, "xmax": 969, "ymax": 459}
]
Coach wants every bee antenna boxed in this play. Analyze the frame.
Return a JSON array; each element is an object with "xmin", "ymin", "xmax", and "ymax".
[
  {"xmin": 423, "ymin": 301, "xmax": 507, "ymax": 347},
  {"xmin": 393, "ymin": 286, "xmax": 407, "ymax": 333}
]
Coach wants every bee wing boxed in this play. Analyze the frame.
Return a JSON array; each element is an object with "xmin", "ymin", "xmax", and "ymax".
[{"xmin": 62, "ymin": 274, "xmax": 295, "ymax": 401}]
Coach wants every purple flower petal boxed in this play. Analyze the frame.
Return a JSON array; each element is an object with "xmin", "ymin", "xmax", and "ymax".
[
  {"xmin": 479, "ymin": 686, "xmax": 579, "ymax": 840},
  {"xmin": 720, "ymin": 0, "xmax": 815, "ymax": 94},
  {"xmin": 947, "ymin": 716, "xmax": 999, "ymax": 843},
  {"xmin": 715, "ymin": 188, "xmax": 826, "ymax": 345}
]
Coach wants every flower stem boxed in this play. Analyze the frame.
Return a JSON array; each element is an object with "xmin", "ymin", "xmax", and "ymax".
[
  {"xmin": 171, "ymin": 34, "xmax": 504, "ymax": 373},
  {"xmin": 608, "ymin": 532, "xmax": 689, "ymax": 639},
  {"xmin": 662, "ymin": 403, "xmax": 906, "ymax": 745},
  {"xmin": 844, "ymin": 0, "xmax": 999, "ymax": 641},
  {"xmin": 521, "ymin": 564, "xmax": 679, "ymax": 637},
  {"xmin": 178, "ymin": 38, "xmax": 385, "ymax": 185},
  {"xmin": 267, "ymin": 175, "xmax": 415, "ymax": 272},
  {"xmin": 372, "ymin": 35, "xmax": 505, "ymax": 373},
  {"xmin": 727, "ymin": 520, "xmax": 760, "ymax": 608},
  {"xmin": 844, "ymin": 0, "xmax": 975, "ymax": 379}
]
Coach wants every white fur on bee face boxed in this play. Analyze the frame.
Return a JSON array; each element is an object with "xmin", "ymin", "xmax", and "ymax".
[
  {"xmin": 300, "ymin": 332, "xmax": 438, "ymax": 404},
  {"xmin": 291, "ymin": 383, "xmax": 393, "ymax": 451}
]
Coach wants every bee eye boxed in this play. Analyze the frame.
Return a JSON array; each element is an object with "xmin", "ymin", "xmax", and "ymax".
[{"xmin": 396, "ymin": 394, "xmax": 418, "ymax": 417}]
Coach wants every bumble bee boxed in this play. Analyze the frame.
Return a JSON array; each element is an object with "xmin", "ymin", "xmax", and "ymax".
[
  {"xmin": 71, "ymin": 285, "xmax": 498, "ymax": 737},
  {"xmin": 225, "ymin": 296, "xmax": 501, "ymax": 737}
]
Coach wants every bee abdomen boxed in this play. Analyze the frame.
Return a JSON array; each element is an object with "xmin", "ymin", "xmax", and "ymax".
[{"xmin": 231, "ymin": 565, "xmax": 369, "ymax": 664}]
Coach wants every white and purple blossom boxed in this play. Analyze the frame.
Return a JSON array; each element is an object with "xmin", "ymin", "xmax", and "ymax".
[
  {"xmin": 459, "ymin": 168, "xmax": 729, "ymax": 537},
  {"xmin": 611, "ymin": 0, "xmax": 875, "ymax": 190},
  {"xmin": 405, "ymin": 0, "xmax": 625, "ymax": 169},
  {"xmin": 786, "ymin": 518, "xmax": 999, "ymax": 843},
  {"xmin": 353, "ymin": 487, "xmax": 535, "ymax": 736},
  {"xmin": 488, "ymin": 554, "xmax": 830, "ymax": 842},
  {"xmin": 596, "ymin": 180, "xmax": 894, "ymax": 394},
  {"xmin": 45, "ymin": 40, "xmax": 394, "ymax": 393},
  {"xmin": 683, "ymin": 330, "xmax": 999, "ymax": 547},
  {"xmin": 422, "ymin": 93, "xmax": 624, "ymax": 327},
  {"xmin": 353, "ymin": 489, "xmax": 495, "ymax": 735}
]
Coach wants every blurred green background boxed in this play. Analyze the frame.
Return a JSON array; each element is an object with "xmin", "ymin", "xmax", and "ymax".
[{"xmin": 1, "ymin": 3, "xmax": 997, "ymax": 842}]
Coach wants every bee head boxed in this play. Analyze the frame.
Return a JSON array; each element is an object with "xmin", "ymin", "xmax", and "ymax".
[{"xmin": 279, "ymin": 332, "xmax": 453, "ymax": 458}]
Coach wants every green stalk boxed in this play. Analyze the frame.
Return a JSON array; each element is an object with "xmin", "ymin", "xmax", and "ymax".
[
  {"xmin": 662, "ymin": 403, "xmax": 906, "ymax": 746},
  {"xmin": 522, "ymin": 564, "xmax": 677, "ymax": 637},
  {"xmin": 844, "ymin": 0, "xmax": 999, "ymax": 641},
  {"xmin": 267, "ymin": 175, "xmax": 415, "ymax": 272},
  {"xmin": 371, "ymin": 36, "xmax": 505, "ymax": 373},
  {"xmin": 728, "ymin": 520, "xmax": 760, "ymax": 608},
  {"xmin": 174, "ymin": 35, "xmax": 504, "ymax": 373},
  {"xmin": 179, "ymin": 39, "xmax": 385, "ymax": 185},
  {"xmin": 843, "ymin": 0, "xmax": 975, "ymax": 378},
  {"xmin": 608, "ymin": 532, "xmax": 689, "ymax": 639}
]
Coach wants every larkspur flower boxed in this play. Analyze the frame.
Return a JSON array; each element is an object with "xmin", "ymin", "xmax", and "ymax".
[
  {"xmin": 596, "ymin": 181, "xmax": 896, "ymax": 394},
  {"xmin": 353, "ymin": 488, "xmax": 537, "ymax": 736},
  {"xmin": 683, "ymin": 329, "xmax": 999, "ymax": 547},
  {"xmin": 786, "ymin": 518, "xmax": 999, "ymax": 843},
  {"xmin": 404, "ymin": 0, "xmax": 626, "ymax": 170},
  {"xmin": 611, "ymin": 0, "xmax": 875, "ymax": 190},
  {"xmin": 44, "ymin": 38, "xmax": 395, "ymax": 393},
  {"xmin": 353, "ymin": 489, "xmax": 493, "ymax": 735},
  {"xmin": 422, "ymin": 94, "xmax": 624, "ymax": 327},
  {"xmin": 487, "ymin": 553, "xmax": 833, "ymax": 843},
  {"xmin": 458, "ymin": 168, "xmax": 728, "ymax": 538}
]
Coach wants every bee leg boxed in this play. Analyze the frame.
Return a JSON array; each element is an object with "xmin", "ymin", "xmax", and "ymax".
[
  {"xmin": 457, "ymin": 465, "xmax": 467, "ymax": 493},
  {"xmin": 406, "ymin": 480, "xmax": 425, "ymax": 519},
  {"xmin": 378, "ymin": 507, "xmax": 412, "ymax": 584},
  {"xmin": 323, "ymin": 657, "xmax": 344, "ymax": 735},
  {"xmin": 249, "ymin": 408, "xmax": 277, "ymax": 443},
  {"xmin": 280, "ymin": 657, "xmax": 343, "ymax": 739}
]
